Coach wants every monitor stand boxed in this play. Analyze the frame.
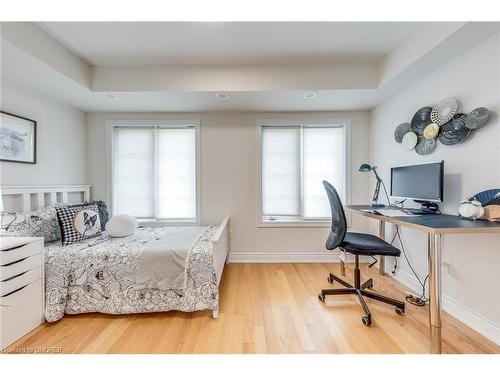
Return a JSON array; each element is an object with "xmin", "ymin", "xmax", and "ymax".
[{"xmin": 406, "ymin": 200, "xmax": 440, "ymax": 215}]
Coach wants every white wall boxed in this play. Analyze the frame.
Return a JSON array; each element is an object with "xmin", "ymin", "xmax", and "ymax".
[
  {"xmin": 369, "ymin": 33, "xmax": 500, "ymax": 343},
  {"xmin": 87, "ymin": 111, "xmax": 370, "ymax": 260},
  {"xmin": 0, "ymin": 81, "xmax": 87, "ymax": 186}
]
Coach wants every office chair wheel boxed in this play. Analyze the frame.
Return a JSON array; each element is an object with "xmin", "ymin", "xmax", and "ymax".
[
  {"xmin": 318, "ymin": 294, "xmax": 325, "ymax": 302},
  {"xmin": 395, "ymin": 307, "xmax": 405, "ymax": 316},
  {"xmin": 361, "ymin": 316, "xmax": 371, "ymax": 326},
  {"xmin": 327, "ymin": 275, "xmax": 334, "ymax": 284}
]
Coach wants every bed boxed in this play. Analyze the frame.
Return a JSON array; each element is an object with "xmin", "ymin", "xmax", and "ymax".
[{"xmin": 0, "ymin": 185, "xmax": 230, "ymax": 321}]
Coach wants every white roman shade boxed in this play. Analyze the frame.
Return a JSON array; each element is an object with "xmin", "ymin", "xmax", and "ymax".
[
  {"xmin": 303, "ymin": 127, "xmax": 344, "ymax": 218},
  {"xmin": 261, "ymin": 124, "xmax": 345, "ymax": 221},
  {"xmin": 157, "ymin": 128, "xmax": 196, "ymax": 219},
  {"xmin": 113, "ymin": 125, "xmax": 197, "ymax": 221},
  {"xmin": 114, "ymin": 128, "xmax": 155, "ymax": 218},
  {"xmin": 261, "ymin": 127, "xmax": 301, "ymax": 218}
]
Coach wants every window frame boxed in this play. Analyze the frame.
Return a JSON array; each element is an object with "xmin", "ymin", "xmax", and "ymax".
[
  {"xmin": 257, "ymin": 119, "xmax": 351, "ymax": 228},
  {"xmin": 106, "ymin": 120, "xmax": 201, "ymax": 226}
]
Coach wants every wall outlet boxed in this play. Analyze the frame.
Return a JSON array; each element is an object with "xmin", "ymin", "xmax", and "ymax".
[{"xmin": 441, "ymin": 262, "xmax": 450, "ymax": 274}]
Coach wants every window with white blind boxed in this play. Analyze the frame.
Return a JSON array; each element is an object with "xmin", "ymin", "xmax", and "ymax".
[
  {"xmin": 112, "ymin": 123, "xmax": 198, "ymax": 222},
  {"xmin": 260, "ymin": 123, "xmax": 346, "ymax": 223}
]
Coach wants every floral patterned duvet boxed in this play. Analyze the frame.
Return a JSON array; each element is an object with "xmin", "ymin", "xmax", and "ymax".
[{"xmin": 44, "ymin": 226, "xmax": 219, "ymax": 322}]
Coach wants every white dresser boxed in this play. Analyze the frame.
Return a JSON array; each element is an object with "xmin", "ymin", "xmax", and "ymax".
[{"xmin": 0, "ymin": 237, "xmax": 45, "ymax": 350}]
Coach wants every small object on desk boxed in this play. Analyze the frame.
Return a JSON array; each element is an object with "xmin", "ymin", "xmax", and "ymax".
[
  {"xmin": 403, "ymin": 206, "xmax": 440, "ymax": 215},
  {"xmin": 482, "ymin": 205, "xmax": 500, "ymax": 222},
  {"xmin": 460, "ymin": 189, "xmax": 500, "ymax": 222},
  {"xmin": 458, "ymin": 199, "xmax": 484, "ymax": 220}
]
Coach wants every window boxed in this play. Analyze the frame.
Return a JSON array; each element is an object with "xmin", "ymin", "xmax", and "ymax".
[
  {"xmin": 112, "ymin": 123, "xmax": 198, "ymax": 222},
  {"xmin": 260, "ymin": 123, "xmax": 346, "ymax": 223}
]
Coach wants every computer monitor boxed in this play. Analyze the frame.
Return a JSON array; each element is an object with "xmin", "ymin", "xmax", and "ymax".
[{"xmin": 390, "ymin": 161, "xmax": 444, "ymax": 203}]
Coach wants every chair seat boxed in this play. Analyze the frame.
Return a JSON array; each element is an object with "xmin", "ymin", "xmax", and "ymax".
[{"xmin": 340, "ymin": 232, "xmax": 401, "ymax": 257}]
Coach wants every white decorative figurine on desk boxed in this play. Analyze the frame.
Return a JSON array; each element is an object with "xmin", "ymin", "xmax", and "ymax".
[{"xmin": 458, "ymin": 198, "xmax": 484, "ymax": 220}]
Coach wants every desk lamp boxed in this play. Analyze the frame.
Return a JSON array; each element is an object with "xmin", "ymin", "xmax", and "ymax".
[{"xmin": 359, "ymin": 163, "xmax": 387, "ymax": 208}]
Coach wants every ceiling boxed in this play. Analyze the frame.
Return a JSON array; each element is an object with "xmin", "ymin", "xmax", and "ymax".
[
  {"xmin": 39, "ymin": 22, "xmax": 419, "ymax": 66},
  {"xmin": 2, "ymin": 22, "xmax": 499, "ymax": 112}
]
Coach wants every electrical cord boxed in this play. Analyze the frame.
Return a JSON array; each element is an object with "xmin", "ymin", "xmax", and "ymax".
[
  {"xmin": 389, "ymin": 230, "xmax": 399, "ymax": 275},
  {"xmin": 391, "ymin": 256, "xmax": 398, "ymax": 275},
  {"xmin": 377, "ymin": 175, "xmax": 429, "ymax": 305},
  {"xmin": 393, "ymin": 225, "xmax": 429, "ymax": 306},
  {"xmin": 392, "ymin": 199, "xmax": 406, "ymax": 209}
]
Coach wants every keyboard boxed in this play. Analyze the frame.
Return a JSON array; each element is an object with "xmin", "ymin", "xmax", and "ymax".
[{"xmin": 403, "ymin": 208, "xmax": 439, "ymax": 215}]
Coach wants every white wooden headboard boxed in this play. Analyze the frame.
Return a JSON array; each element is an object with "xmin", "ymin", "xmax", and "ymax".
[{"xmin": 1, "ymin": 185, "xmax": 91, "ymax": 213}]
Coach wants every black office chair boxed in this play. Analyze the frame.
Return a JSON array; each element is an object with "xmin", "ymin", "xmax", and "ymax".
[{"xmin": 318, "ymin": 181, "xmax": 405, "ymax": 326}]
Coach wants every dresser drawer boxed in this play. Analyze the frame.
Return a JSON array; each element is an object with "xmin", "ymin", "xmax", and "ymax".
[
  {"xmin": 0, "ymin": 279, "xmax": 44, "ymax": 349},
  {"xmin": 0, "ymin": 241, "xmax": 41, "ymax": 266},
  {"xmin": 0, "ymin": 253, "xmax": 42, "ymax": 282},
  {"xmin": 0, "ymin": 266, "xmax": 42, "ymax": 297}
]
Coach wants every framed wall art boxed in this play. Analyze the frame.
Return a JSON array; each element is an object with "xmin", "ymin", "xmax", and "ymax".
[{"xmin": 0, "ymin": 111, "xmax": 37, "ymax": 164}]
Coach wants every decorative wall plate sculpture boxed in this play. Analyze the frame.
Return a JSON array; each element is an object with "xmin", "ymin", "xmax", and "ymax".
[
  {"xmin": 438, "ymin": 114, "xmax": 470, "ymax": 145},
  {"xmin": 410, "ymin": 107, "xmax": 432, "ymax": 134},
  {"xmin": 402, "ymin": 131, "xmax": 418, "ymax": 150},
  {"xmin": 423, "ymin": 123, "xmax": 440, "ymax": 139},
  {"xmin": 394, "ymin": 98, "xmax": 490, "ymax": 155},
  {"xmin": 394, "ymin": 122, "xmax": 411, "ymax": 143},
  {"xmin": 415, "ymin": 137, "xmax": 436, "ymax": 155},
  {"xmin": 465, "ymin": 107, "xmax": 490, "ymax": 129},
  {"xmin": 449, "ymin": 113, "xmax": 467, "ymax": 130},
  {"xmin": 430, "ymin": 97, "xmax": 458, "ymax": 126}
]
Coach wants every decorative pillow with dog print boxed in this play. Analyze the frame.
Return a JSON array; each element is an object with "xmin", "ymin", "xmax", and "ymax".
[{"xmin": 56, "ymin": 204, "xmax": 103, "ymax": 246}]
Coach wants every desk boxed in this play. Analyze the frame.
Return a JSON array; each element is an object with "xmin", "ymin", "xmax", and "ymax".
[{"xmin": 346, "ymin": 205, "xmax": 500, "ymax": 354}]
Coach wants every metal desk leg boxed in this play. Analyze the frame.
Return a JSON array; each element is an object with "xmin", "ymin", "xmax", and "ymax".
[
  {"xmin": 378, "ymin": 221, "xmax": 386, "ymax": 275},
  {"xmin": 428, "ymin": 233, "xmax": 443, "ymax": 354}
]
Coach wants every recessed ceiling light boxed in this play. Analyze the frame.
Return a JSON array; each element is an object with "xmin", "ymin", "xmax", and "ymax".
[
  {"xmin": 103, "ymin": 93, "xmax": 119, "ymax": 100},
  {"xmin": 215, "ymin": 92, "xmax": 229, "ymax": 100},
  {"xmin": 303, "ymin": 91, "xmax": 317, "ymax": 99}
]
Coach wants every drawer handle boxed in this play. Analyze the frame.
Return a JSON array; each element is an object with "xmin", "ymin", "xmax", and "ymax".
[
  {"xmin": 1, "ymin": 256, "xmax": 30, "ymax": 267},
  {"xmin": 2, "ymin": 270, "xmax": 28, "ymax": 282},
  {"xmin": 1, "ymin": 244, "xmax": 26, "ymax": 252},
  {"xmin": 1, "ymin": 284, "xmax": 28, "ymax": 299}
]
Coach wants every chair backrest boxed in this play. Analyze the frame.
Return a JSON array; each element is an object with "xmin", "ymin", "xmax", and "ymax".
[{"xmin": 322, "ymin": 180, "xmax": 347, "ymax": 250}]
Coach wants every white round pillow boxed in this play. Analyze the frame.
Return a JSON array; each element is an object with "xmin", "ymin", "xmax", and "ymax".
[{"xmin": 105, "ymin": 214, "xmax": 138, "ymax": 238}]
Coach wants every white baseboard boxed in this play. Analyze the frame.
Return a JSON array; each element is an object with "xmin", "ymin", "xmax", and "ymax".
[
  {"xmin": 227, "ymin": 252, "xmax": 372, "ymax": 264},
  {"xmin": 392, "ymin": 269, "xmax": 500, "ymax": 345}
]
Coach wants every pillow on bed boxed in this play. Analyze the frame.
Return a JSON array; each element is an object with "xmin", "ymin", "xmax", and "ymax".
[
  {"xmin": 1, "ymin": 205, "xmax": 62, "ymax": 243},
  {"xmin": 56, "ymin": 204, "xmax": 102, "ymax": 246},
  {"xmin": 69, "ymin": 200, "xmax": 110, "ymax": 231},
  {"xmin": 105, "ymin": 214, "xmax": 137, "ymax": 237}
]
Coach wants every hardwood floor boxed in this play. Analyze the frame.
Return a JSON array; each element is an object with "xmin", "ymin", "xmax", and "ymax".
[{"xmin": 7, "ymin": 263, "xmax": 500, "ymax": 354}]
